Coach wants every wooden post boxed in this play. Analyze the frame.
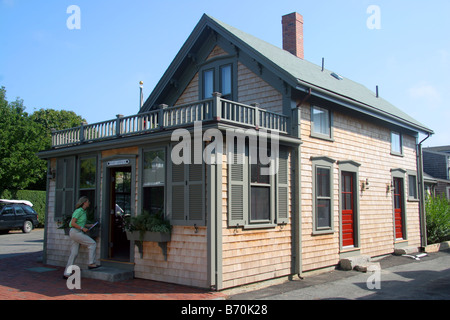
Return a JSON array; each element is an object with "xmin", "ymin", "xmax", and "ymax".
[
  {"xmin": 116, "ymin": 114, "xmax": 124, "ymax": 137},
  {"xmin": 212, "ymin": 92, "xmax": 222, "ymax": 121},
  {"xmin": 158, "ymin": 104, "xmax": 168, "ymax": 129},
  {"xmin": 80, "ymin": 121, "xmax": 87, "ymax": 143}
]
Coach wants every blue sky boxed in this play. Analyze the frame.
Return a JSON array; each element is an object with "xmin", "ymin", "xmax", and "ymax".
[{"xmin": 1, "ymin": 0, "xmax": 449, "ymax": 147}]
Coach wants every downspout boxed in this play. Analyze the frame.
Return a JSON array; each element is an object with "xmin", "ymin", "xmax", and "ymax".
[{"xmin": 417, "ymin": 133, "xmax": 431, "ymax": 248}]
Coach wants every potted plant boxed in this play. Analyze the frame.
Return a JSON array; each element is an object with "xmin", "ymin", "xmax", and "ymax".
[
  {"xmin": 56, "ymin": 215, "xmax": 72, "ymax": 236},
  {"xmin": 124, "ymin": 210, "xmax": 172, "ymax": 259},
  {"xmin": 124, "ymin": 209, "xmax": 172, "ymax": 242}
]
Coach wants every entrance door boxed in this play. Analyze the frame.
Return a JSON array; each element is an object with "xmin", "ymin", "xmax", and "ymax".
[
  {"xmin": 393, "ymin": 177, "xmax": 404, "ymax": 240},
  {"xmin": 109, "ymin": 167, "xmax": 131, "ymax": 261},
  {"xmin": 341, "ymin": 172, "xmax": 355, "ymax": 247}
]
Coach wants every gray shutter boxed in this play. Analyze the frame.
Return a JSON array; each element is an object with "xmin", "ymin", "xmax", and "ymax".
[
  {"xmin": 170, "ymin": 144, "xmax": 205, "ymax": 225},
  {"xmin": 171, "ymin": 154, "xmax": 186, "ymax": 222},
  {"xmin": 188, "ymin": 161, "xmax": 204, "ymax": 223},
  {"xmin": 277, "ymin": 148, "xmax": 289, "ymax": 224},
  {"xmin": 228, "ymin": 141, "xmax": 247, "ymax": 227},
  {"xmin": 55, "ymin": 157, "xmax": 76, "ymax": 219}
]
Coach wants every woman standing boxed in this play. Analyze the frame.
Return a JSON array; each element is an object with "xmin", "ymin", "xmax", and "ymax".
[{"xmin": 64, "ymin": 196, "xmax": 100, "ymax": 279}]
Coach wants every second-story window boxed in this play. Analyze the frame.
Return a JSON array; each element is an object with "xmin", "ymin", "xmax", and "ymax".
[
  {"xmin": 391, "ymin": 131, "xmax": 403, "ymax": 155},
  {"xmin": 220, "ymin": 64, "xmax": 232, "ymax": 99},
  {"xmin": 201, "ymin": 62, "xmax": 234, "ymax": 100},
  {"xmin": 311, "ymin": 105, "xmax": 333, "ymax": 140},
  {"xmin": 203, "ymin": 69, "xmax": 214, "ymax": 99}
]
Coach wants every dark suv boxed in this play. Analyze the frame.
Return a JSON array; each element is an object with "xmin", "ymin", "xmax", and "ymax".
[{"xmin": 0, "ymin": 200, "xmax": 39, "ymax": 233}]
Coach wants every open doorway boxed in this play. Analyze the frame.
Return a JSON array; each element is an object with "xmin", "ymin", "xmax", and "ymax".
[{"xmin": 108, "ymin": 167, "xmax": 132, "ymax": 261}]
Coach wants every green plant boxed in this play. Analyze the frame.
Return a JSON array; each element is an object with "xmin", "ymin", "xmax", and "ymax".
[
  {"xmin": 124, "ymin": 210, "xmax": 172, "ymax": 237},
  {"xmin": 425, "ymin": 194, "xmax": 450, "ymax": 244},
  {"xmin": 57, "ymin": 215, "xmax": 72, "ymax": 230}
]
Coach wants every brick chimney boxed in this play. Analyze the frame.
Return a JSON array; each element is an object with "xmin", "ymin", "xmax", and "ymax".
[{"xmin": 282, "ymin": 12, "xmax": 304, "ymax": 59}]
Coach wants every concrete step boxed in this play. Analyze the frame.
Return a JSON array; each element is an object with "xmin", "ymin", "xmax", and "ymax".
[{"xmin": 81, "ymin": 266, "xmax": 134, "ymax": 282}]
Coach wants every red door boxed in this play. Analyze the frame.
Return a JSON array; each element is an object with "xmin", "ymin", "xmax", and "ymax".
[
  {"xmin": 393, "ymin": 178, "xmax": 404, "ymax": 239},
  {"xmin": 341, "ymin": 172, "xmax": 355, "ymax": 247}
]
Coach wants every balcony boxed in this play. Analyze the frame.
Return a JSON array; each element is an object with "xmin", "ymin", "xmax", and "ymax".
[{"xmin": 51, "ymin": 93, "xmax": 290, "ymax": 149}]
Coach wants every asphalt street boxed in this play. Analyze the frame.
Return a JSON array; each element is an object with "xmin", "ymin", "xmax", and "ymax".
[
  {"xmin": 0, "ymin": 228, "xmax": 44, "ymax": 259},
  {"xmin": 1, "ymin": 229, "xmax": 449, "ymax": 300},
  {"xmin": 229, "ymin": 249, "xmax": 450, "ymax": 300}
]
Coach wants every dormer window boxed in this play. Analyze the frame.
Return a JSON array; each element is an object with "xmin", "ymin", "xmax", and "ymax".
[
  {"xmin": 200, "ymin": 61, "xmax": 234, "ymax": 100},
  {"xmin": 202, "ymin": 69, "xmax": 214, "ymax": 99}
]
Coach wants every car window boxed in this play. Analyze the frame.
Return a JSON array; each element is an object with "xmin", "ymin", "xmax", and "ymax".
[
  {"xmin": 22, "ymin": 205, "xmax": 36, "ymax": 215},
  {"xmin": 2, "ymin": 205, "xmax": 14, "ymax": 215},
  {"xmin": 14, "ymin": 205, "xmax": 25, "ymax": 215}
]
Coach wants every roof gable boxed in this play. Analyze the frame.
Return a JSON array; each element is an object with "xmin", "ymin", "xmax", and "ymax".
[{"xmin": 142, "ymin": 14, "xmax": 433, "ymax": 135}]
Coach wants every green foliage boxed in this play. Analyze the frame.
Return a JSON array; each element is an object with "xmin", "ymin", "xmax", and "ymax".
[
  {"xmin": 0, "ymin": 87, "xmax": 47, "ymax": 193},
  {"xmin": 0, "ymin": 189, "xmax": 46, "ymax": 228},
  {"xmin": 30, "ymin": 108, "xmax": 86, "ymax": 150},
  {"xmin": 124, "ymin": 210, "xmax": 172, "ymax": 235},
  {"xmin": 426, "ymin": 194, "xmax": 450, "ymax": 244},
  {"xmin": 0, "ymin": 86, "xmax": 85, "ymax": 192}
]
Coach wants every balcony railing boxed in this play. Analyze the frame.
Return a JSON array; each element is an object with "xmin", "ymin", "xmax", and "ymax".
[{"xmin": 51, "ymin": 93, "xmax": 289, "ymax": 148}]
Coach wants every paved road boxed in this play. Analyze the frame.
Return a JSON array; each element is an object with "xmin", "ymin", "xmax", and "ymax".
[
  {"xmin": 229, "ymin": 249, "xmax": 450, "ymax": 300},
  {"xmin": 0, "ymin": 229, "xmax": 44, "ymax": 259}
]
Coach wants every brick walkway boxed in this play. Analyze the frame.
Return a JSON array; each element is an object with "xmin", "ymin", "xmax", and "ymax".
[{"xmin": 0, "ymin": 252, "xmax": 226, "ymax": 300}]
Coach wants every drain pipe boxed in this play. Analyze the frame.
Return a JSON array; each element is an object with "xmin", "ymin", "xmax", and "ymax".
[{"xmin": 417, "ymin": 133, "xmax": 431, "ymax": 248}]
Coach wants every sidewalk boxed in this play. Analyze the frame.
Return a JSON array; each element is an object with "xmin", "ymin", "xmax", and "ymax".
[{"xmin": 0, "ymin": 252, "xmax": 226, "ymax": 300}]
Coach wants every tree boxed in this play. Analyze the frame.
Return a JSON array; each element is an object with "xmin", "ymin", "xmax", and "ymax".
[
  {"xmin": 0, "ymin": 87, "xmax": 47, "ymax": 193},
  {"xmin": 30, "ymin": 108, "xmax": 86, "ymax": 150},
  {"xmin": 0, "ymin": 86, "xmax": 86, "ymax": 192}
]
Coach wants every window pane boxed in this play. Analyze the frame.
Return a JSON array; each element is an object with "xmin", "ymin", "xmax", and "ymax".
[
  {"xmin": 391, "ymin": 132, "xmax": 401, "ymax": 153},
  {"xmin": 316, "ymin": 168, "xmax": 330, "ymax": 197},
  {"xmin": 79, "ymin": 189, "xmax": 96, "ymax": 220},
  {"xmin": 143, "ymin": 186, "xmax": 164, "ymax": 215},
  {"xmin": 317, "ymin": 199, "xmax": 331, "ymax": 228},
  {"xmin": 144, "ymin": 150, "xmax": 165, "ymax": 186},
  {"xmin": 312, "ymin": 106, "xmax": 330, "ymax": 136},
  {"xmin": 116, "ymin": 172, "xmax": 131, "ymax": 193},
  {"xmin": 220, "ymin": 64, "xmax": 232, "ymax": 96},
  {"xmin": 80, "ymin": 158, "xmax": 96, "ymax": 189},
  {"xmin": 251, "ymin": 186, "xmax": 270, "ymax": 221},
  {"xmin": 203, "ymin": 69, "xmax": 214, "ymax": 99},
  {"xmin": 251, "ymin": 163, "xmax": 270, "ymax": 184},
  {"xmin": 408, "ymin": 175, "xmax": 417, "ymax": 198}
]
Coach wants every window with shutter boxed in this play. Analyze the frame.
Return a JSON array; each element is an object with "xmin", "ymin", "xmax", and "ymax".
[{"xmin": 228, "ymin": 139, "xmax": 290, "ymax": 228}]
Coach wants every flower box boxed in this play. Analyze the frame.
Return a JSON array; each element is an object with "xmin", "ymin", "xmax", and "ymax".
[{"xmin": 126, "ymin": 231, "xmax": 171, "ymax": 242}]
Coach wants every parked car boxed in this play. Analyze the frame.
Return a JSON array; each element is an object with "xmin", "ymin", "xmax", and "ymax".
[{"xmin": 0, "ymin": 200, "xmax": 39, "ymax": 233}]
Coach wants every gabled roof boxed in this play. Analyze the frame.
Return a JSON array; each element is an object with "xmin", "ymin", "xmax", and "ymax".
[{"xmin": 142, "ymin": 14, "xmax": 433, "ymax": 135}]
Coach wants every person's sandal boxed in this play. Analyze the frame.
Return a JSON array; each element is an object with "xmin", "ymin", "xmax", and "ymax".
[{"xmin": 88, "ymin": 264, "xmax": 101, "ymax": 270}]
